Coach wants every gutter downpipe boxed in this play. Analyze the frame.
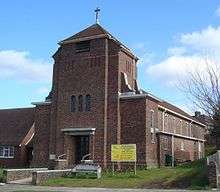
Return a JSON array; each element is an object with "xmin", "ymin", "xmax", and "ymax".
[{"xmin": 172, "ymin": 135, "xmax": 174, "ymax": 167}]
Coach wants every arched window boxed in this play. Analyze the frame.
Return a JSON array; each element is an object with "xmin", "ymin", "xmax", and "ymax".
[
  {"xmin": 78, "ymin": 95, "xmax": 83, "ymax": 112},
  {"xmin": 71, "ymin": 95, "xmax": 76, "ymax": 112},
  {"xmin": 85, "ymin": 94, "xmax": 91, "ymax": 111}
]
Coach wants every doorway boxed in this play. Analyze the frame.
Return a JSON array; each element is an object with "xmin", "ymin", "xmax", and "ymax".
[{"xmin": 75, "ymin": 136, "xmax": 89, "ymax": 163}]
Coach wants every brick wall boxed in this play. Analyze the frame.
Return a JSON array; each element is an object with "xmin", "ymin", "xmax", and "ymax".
[
  {"xmin": 120, "ymin": 98, "xmax": 146, "ymax": 165},
  {"xmin": 0, "ymin": 146, "xmax": 27, "ymax": 168},
  {"xmin": 146, "ymin": 97, "xmax": 159, "ymax": 167},
  {"xmin": 32, "ymin": 105, "xmax": 51, "ymax": 167}
]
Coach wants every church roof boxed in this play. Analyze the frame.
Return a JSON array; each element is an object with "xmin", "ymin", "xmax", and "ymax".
[
  {"xmin": 60, "ymin": 24, "xmax": 110, "ymax": 43},
  {"xmin": 59, "ymin": 24, "xmax": 138, "ymax": 60},
  {"xmin": 0, "ymin": 107, "xmax": 35, "ymax": 145}
]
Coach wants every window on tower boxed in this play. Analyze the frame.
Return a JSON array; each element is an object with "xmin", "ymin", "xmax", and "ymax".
[
  {"xmin": 85, "ymin": 94, "xmax": 91, "ymax": 111},
  {"xmin": 78, "ymin": 95, "xmax": 83, "ymax": 112},
  {"xmin": 75, "ymin": 41, "xmax": 90, "ymax": 53},
  {"xmin": 70, "ymin": 95, "xmax": 76, "ymax": 112}
]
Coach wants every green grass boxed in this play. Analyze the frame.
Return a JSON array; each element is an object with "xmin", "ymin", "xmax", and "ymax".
[{"xmin": 43, "ymin": 159, "xmax": 209, "ymax": 189}]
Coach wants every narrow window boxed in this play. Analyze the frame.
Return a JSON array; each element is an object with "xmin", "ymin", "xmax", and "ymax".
[
  {"xmin": 75, "ymin": 41, "xmax": 90, "ymax": 53},
  {"xmin": 165, "ymin": 114, "xmax": 168, "ymax": 131},
  {"xmin": 85, "ymin": 94, "xmax": 91, "ymax": 111},
  {"xmin": 71, "ymin": 95, "xmax": 76, "ymax": 112},
  {"xmin": 150, "ymin": 110, "xmax": 154, "ymax": 127},
  {"xmin": 150, "ymin": 110, "xmax": 156, "ymax": 143},
  {"xmin": 78, "ymin": 95, "xmax": 83, "ymax": 112},
  {"xmin": 186, "ymin": 122, "xmax": 189, "ymax": 136},
  {"xmin": 173, "ymin": 117, "xmax": 176, "ymax": 133},
  {"xmin": 180, "ymin": 120, "xmax": 182, "ymax": 135}
]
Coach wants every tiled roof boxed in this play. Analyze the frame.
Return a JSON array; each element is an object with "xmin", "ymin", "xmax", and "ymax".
[
  {"xmin": 159, "ymin": 101, "xmax": 204, "ymax": 125},
  {"xmin": 60, "ymin": 24, "xmax": 110, "ymax": 43},
  {"xmin": 59, "ymin": 24, "xmax": 136, "ymax": 58},
  {"xmin": 142, "ymin": 89, "xmax": 204, "ymax": 125},
  {"xmin": 0, "ymin": 107, "xmax": 35, "ymax": 146}
]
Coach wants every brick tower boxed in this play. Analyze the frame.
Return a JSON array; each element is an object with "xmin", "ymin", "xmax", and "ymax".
[{"xmin": 32, "ymin": 23, "xmax": 138, "ymax": 168}]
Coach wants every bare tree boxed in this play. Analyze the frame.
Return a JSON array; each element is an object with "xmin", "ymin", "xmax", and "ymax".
[
  {"xmin": 180, "ymin": 57, "xmax": 220, "ymax": 117},
  {"xmin": 179, "ymin": 56, "xmax": 220, "ymax": 148}
]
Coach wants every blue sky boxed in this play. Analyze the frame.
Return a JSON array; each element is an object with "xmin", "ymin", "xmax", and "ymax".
[{"xmin": 1, "ymin": 0, "xmax": 220, "ymax": 113}]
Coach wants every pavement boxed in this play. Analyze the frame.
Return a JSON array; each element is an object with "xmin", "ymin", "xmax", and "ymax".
[
  {"xmin": 8, "ymin": 177, "xmax": 32, "ymax": 185},
  {"xmin": 0, "ymin": 184, "xmax": 218, "ymax": 192}
]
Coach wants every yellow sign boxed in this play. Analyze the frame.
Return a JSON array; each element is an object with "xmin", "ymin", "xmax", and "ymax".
[{"xmin": 111, "ymin": 144, "xmax": 136, "ymax": 162}]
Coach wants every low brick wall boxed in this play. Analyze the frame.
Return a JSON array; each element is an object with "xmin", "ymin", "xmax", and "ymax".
[
  {"xmin": 32, "ymin": 169, "xmax": 72, "ymax": 185},
  {"xmin": 207, "ymin": 151, "xmax": 220, "ymax": 188},
  {"xmin": 48, "ymin": 159, "xmax": 68, "ymax": 170},
  {"xmin": 3, "ymin": 168, "xmax": 48, "ymax": 183}
]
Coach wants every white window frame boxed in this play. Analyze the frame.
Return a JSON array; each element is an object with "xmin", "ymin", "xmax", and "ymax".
[
  {"xmin": 0, "ymin": 146, "xmax": 14, "ymax": 159},
  {"xmin": 150, "ymin": 110, "xmax": 156, "ymax": 143}
]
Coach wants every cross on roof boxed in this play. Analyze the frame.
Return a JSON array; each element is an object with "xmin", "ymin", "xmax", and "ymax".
[{"xmin": 95, "ymin": 7, "xmax": 100, "ymax": 24}]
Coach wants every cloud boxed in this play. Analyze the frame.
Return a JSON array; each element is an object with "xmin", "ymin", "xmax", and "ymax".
[
  {"xmin": 0, "ymin": 50, "xmax": 52, "ymax": 82},
  {"xmin": 215, "ymin": 6, "xmax": 220, "ymax": 17},
  {"xmin": 146, "ymin": 26, "xmax": 220, "ymax": 86},
  {"xmin": 167, "ymin": 47, "xmax": 186, "ymax": 56},
  {"xmin": 147, "ymin": 55, "xmax": 206, "ymax": 86},
  {"xmin": 180, "ymin": 26, "xmax": 220, "ymax": 52}
]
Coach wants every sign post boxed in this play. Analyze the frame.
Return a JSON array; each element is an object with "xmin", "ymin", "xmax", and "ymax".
[{"xmin": 111, "ymin": 144, "xmax": 137, "ymax": 175}]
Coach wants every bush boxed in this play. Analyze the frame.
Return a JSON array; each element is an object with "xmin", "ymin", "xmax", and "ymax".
[{"xmin": 205, "ymin": 145, "xmax": 217, "ymax": 156}]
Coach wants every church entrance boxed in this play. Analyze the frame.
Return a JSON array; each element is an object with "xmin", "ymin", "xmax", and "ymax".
[
  {"xmin": 62, "ymin": 128, "xmax": 95, "ymax": 165},
  {"xmin": 75, "ymin": 136, "xmax": 90, "ymax": 164}
]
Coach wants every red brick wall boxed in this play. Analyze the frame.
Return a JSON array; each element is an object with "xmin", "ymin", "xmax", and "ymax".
[
  {"xmin": 146, "ymin": 97, "xmax": 159, "ymax": 167},
  {"xmin": 32, "ymin": 105, "xmax": 50, "ymax": 167},
  {"xmin": 157, "ymin": 134, "xmax": 172, "ymax": 166},
  {"xmin": 120, "ymin": 98, "xmax": 146, "ymax": 165},
  {"xmin": 51, "ymin": 38, "xmax": 108, "ymax": 166},
  {"xmin": 0, "ymin": 146, "xmax": 27, "ymax": 168}
]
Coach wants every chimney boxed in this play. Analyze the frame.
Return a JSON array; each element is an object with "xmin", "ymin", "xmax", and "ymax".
[{"xmin": 195, "ymin": 111, "xmax": 201, "ymax": 117}]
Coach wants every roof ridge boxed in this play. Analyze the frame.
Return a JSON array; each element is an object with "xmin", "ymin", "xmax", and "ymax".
[{"xmin": 0, "ymin": 107, "xmax": 34, "ymax": 111}]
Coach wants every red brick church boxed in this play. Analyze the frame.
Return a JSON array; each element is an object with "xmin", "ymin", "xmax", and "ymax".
[{"xmin": 0, "ymin": 21, "xmax": 206, "ymax": 168}]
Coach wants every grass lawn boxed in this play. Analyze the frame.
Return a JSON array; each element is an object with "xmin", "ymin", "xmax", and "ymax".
[{"xmin": 43, "ymin": 159, "xmax": 209, "ymax": 190}]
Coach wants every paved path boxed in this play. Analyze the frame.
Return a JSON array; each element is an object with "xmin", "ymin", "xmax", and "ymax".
[
  {"xmin": 9, "ymin": 177, "xmax": 32, "ymax": 185},
  {"xmin": 0, "ymin": 184, "xmax": 217, "ymax": 192}
]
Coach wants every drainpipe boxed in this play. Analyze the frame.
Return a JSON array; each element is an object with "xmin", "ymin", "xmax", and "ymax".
[
  {"xmin": 171, "ymin": 135, "xmax": 174, "ymax": 167},
  {"xmin": 198, "ymin": 141, "xmax": 201, "ymax": 159}
]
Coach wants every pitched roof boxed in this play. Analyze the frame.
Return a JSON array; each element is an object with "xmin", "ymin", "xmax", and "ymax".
[
  {"xmin": 140, "ymin": 89, "xmax": 205, "ymax": 126},
  {"xmin": 59, "ymin": 24, "xmax": 137, "ymax": 59},
  {"xmin": 159, "ymin": 101, "xmax": 204, "ymax": 125},
  {"xmin": 60, "ymin": 24, "xmax": 110, "ymax": 43},
  {"xmin": 0, "ymin": 108, "xmax": 35, "ymax": 146},
  {"xmin": 160, "ymin": 101, "xmax": 192, "ymax": 119}
]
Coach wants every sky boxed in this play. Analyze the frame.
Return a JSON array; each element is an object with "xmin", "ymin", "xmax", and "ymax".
[{"xmin": 1, "ymin": 0, "xmax": 220, "ymax": 114}]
